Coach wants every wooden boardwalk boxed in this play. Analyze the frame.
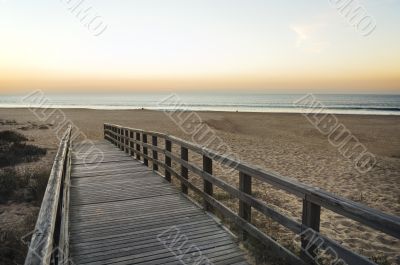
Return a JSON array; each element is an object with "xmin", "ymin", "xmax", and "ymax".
[
  {"xmin": 69, "ymin": 141, "xmax": 249, "ymax": 265},
  {"xmin": 25, "ymin": 126, "xmax": 399, "ymax": 265}
]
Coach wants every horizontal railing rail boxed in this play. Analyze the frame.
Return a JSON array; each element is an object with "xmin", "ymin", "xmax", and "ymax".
[
  {"xmin": 25, "ymin": 126, "xmax": 72, "ymax": 265},
  {"xmin": 104, "ymin": 123, "xmax": 400, "ymax": 265}
]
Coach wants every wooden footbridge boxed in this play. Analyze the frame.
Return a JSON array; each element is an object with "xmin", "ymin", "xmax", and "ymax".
[{"xmin": 25, "ymin": 124, "xmax": 400, "ymax": 265}]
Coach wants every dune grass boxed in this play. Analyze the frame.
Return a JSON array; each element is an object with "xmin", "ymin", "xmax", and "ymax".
[{"xmin": 0, "ymin": 130, "xmax": 47, "ymax": 168}]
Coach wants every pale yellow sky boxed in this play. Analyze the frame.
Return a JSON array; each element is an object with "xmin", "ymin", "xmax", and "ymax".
[{"xmin": 1, "ymin": 0, "xmax": 399, "ymax": 93}]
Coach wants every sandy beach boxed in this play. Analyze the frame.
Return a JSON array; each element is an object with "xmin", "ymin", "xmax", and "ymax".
[{"xmin": 1, "ymin": 108, "xmax": 399, "ymax": 264}]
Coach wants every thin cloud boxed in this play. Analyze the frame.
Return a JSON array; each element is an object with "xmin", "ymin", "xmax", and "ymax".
[{"xmin": 290, "ymin": 22, "xmax": 328, "ymax": 53}]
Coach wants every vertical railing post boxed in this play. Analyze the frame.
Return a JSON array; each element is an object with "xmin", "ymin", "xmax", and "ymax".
[
  {"xmin": 165, "ymin": 139, "xmax": 172, "ymax": 182},
  {"xmin": 301, "ymin": 195, "xmax": 321, "ymax": 263},
  {"xmin": 114, "ymin": 127, "xmax": 119, "ymax": 147},
  {"xmin": 103, "ymin": 124, "xmax": 106, "ymax": 140},
  {"xmin": 136, "ymin": 132, "xmax": 141, "ymax": 160},
  {"xmin": 121, "ymin": 128, "xmax": 124, "ymax": 151},
  {"xmin": 115, "ymin": 127, "xmax": 118, "ymax": 146},
  {"xmin": 203, "ymin": 155, "xmax": 213, "ymax": 211},
  {"xmin": 122, "ymin": 129, "xmax": 125, "ymax": 150},
  {"xmin": 118, "ymin": 128, "xmax": 122, "ymax": 149},
  {"xmin": 119, "ymin": 128, "xmax": 124, "ymax": 150},
  {"xmin": 152, "ymin": 136, "xmax": 158, "ymax": 171},
  {"xmin": 115, "ymin": 128, "xmax": 119, "ymax": 148},
  {"xmin": 124, "ymin": 129, "xmax": 129, "ymax": 153},
  {"xmin": 113, "ymin": 127, "xmax": 117, "ymax": 145},
  {"xmin": 114, "ymin": 127, "xmax": 117, "ymax": 146},
  {"xmin": 143, "ymin": 133, "xmax": 148, "ymax": 166},
  {"xmin": 239, "ymin": 172, "xmax": 252, "ymax": 240},
  {"xmin": 181, "ymin": 146, "xmax": 188, "ymax": 194},
  {"xmin": 115, "ymin": 128, "xmax": 118, "ymax": 148},
  {"xmin": 129, "ymin": 131, "xmax": 134, "ymax": 156},
  {"xmin": 121, "ymin": 128, "xmax": 124, "ymax": 149}
]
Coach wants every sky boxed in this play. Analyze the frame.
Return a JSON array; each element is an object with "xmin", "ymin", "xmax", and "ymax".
[{"xmin": 0, "ymin": 0, "xmax": 400, "ymax": 94}]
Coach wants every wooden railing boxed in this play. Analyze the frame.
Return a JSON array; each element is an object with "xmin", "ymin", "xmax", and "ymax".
[
  {"xmin": 25, "ymin": 127, "xmax": 72, "ymax": 265},
  {"xmin": 104, "ymin": 123, "xmax": 400, "ymax": 265}
]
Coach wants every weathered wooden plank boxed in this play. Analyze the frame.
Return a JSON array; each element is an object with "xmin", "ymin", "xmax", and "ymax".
[
  {"xmin": 181, "ymin": 146, "xmax": 189, "ymax": 194},
  {"xmin": 70, "ymin": 214, "xmax": 212, "ymax": 242},
  {"xmin": 72, "ymin": 230, "xmax": 231, "ymax": 262},
  {"xmin": 301, "ymin": 196, "xmax": 321, "ymax": 262},
  {"xmin": 135, "ymin": 131, "xmax": 141, "ymax": 160},
  {"xmin": 69, "ymin": 201, "xmax": 194, "ymax": 222},
  {"xmin": 74, "ymin": 235, "xmax": 239, "ymax": 264},
  {"xmin": 71, "ymin": 164, "xmax": 145, "ymax": 175},
  {"xmin": 58, "ymin": 139, "xmax": 72, "ymax": 265},
  {"xmin": 72, "ymin": 157, "xmax": 133, "ymax": 165},
  {"xmin": 71, "ymin": 226, "xmax": 228, "ymax": 254},
  {"xmin": 239, "ymin": 172, "xmax": 252, "ymax": 240},
  {"xmin": 203, "ymin": 155, "xmax": 213, "ymax": 211},
  {"xmin": 71, "ymin": 220, "xmax": 214, "ymax": 249},
  {"xmin": 165, "ymin": 139, "xmax": 172, "ymax": 182},
  {"xmin": 70, "ymin": 210, "xmax": 204, "ymax": 233},
  {"xmin": 142, "ymin": 133, "xmax": 149, "ymax": 166},
  {"xmin": 25, "ymin": 127, "xmax": 72, "ymax": 265},
  {"xmin": 152, "ymin": 135, "xmax": 159, "ymax": 171}
]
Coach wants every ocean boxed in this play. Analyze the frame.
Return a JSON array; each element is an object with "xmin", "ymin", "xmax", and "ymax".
[{"xmin": 1, "ymin": 92, "xmax": 399, "ymax": 115}]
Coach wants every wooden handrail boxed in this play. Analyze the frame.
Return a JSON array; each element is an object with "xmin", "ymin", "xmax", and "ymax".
[
  {"xmin": 25, "ymin": 126, "xmax": 72, "ymax": 265},
  {"xmin": 104, "ymin": 123, "xmax": 399, "ymax": 265}
]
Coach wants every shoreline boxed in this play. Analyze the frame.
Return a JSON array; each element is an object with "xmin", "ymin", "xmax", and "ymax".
[{"xmin": 1, "ymin": 106, "xmax": 400, "ymax": 116}]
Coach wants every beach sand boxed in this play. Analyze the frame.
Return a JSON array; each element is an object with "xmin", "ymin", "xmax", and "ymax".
[{"xmin": 1, "ymin": 108, "xmax": 399, "ymax": 264}]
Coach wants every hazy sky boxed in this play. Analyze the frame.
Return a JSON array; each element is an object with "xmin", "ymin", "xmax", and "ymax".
[{"xmin": 1, "ymin": 0, "xmax": 399, "ymax": 93}]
